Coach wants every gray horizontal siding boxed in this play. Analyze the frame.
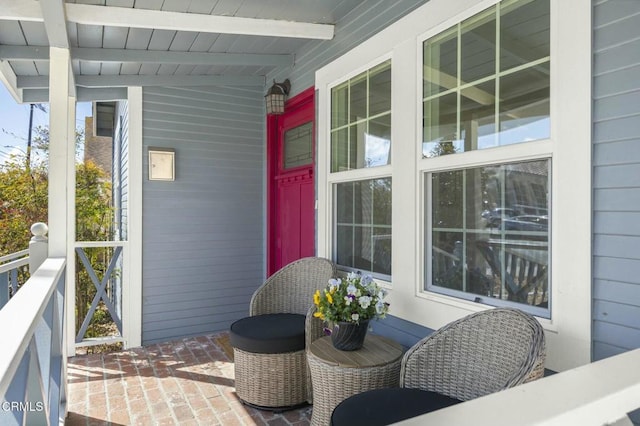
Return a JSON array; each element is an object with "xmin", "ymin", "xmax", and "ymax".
[
  {"xmin": 592, "ymin": 0, "xmax": 640, "ymax": 363},
  {"xmin": 142, "ymin": 85, "xmax": 265, "ymax": 344},
  {"xmin": 267, "ymin": 0, "xmax": 428, "ymax": 96}
]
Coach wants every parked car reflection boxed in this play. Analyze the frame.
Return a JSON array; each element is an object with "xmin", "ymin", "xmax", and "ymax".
[
  {"xmin": 481, "ymin": 208, "xmax": 519, "ymax": 227},
  {"xmin": 502, "ymin": 215, "xmax": 548, "ymax": 232}
]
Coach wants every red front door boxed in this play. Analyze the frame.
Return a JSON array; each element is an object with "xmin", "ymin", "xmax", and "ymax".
[{"xmin": 267, "ymin": 89, "xmax": 315, "ymax": 276}]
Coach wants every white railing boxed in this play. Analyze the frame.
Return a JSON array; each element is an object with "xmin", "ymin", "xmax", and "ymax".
[
  {"xmin": 400, "ymin": 348, "xmax": 640, "ymax": 426},
  {"xmin": 0, "ymin": 223, "xmax": 49, "ymax": 309},
  {"xmin": 0, "ymin": 250, "xmax": 29, "ymax": 263},
  {"xmin": 0, "ymin": 250, "xmax": 29, "ymax": 308},
  {"xmin": 0, "ymin": 257, "xmax": 67, "ymax": 426}
]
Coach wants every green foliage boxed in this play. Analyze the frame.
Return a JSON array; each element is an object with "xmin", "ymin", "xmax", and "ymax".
[
  {"xmin": 76, "ymin": 161, "xmax": 113, "ymax": 241},
  {"xmin": 0, "ymin": 156, "xmax": 48, "ymax": 255},
  {"xmin": 0, "ymin": 124, "xmax": 115, "ymax": 342}
]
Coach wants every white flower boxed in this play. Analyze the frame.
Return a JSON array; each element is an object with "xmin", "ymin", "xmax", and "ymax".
[
  {"xmin": 360, "ymin": 274, "xmax": 373, "ymax": 286},
  {"xmin": 347, "ymin": 271, "xmax": 359, "ymax": 281},
  {"xmin": 376, "ymin": 300, "xmax": 387, "ymax": 315},
  {"xmin": 351, "ymin": 313, "xmax": 360, "ymax": 321},
  {"xmin": 347, "ymin": 283, "xmax": 357, "ymax": 295},
  {"xmin": 344, "ymin": 295, "xmax": 352, "ymax": 306},
  {"xmin": 359, "ymin": 295, "xmax": 372, "ymax": 309},
  {"xmin": 328, "ymin": 278, "xmax": 341, "ymax": 291}
]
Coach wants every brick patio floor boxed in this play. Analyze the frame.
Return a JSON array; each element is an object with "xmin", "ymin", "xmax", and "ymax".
[{"xmin": 65, "ymin": 332, "xmax": 312, "ymax": 426}]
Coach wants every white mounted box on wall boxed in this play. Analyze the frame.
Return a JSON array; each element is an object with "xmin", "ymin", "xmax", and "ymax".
[{"xmin": 148, "ymin": 147, "xmax": 175, "ymax": 181}]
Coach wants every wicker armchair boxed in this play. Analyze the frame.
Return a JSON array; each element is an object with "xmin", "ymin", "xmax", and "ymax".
[
  {"xmin": 230, "ymin": 257, "xmax": 335, "ymax": 411},
  {"xmin": 331, "ymin": 308, "xmax": 545, "ymax": 425}
]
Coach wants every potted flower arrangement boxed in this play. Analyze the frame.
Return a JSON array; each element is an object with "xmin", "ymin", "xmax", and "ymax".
[{"xmin": 313, "ymin": 272, "xmax": 389, "ymax": 350}]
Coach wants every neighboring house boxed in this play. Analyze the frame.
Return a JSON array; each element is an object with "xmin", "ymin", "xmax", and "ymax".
[
  {"xmin": 1, "ymin": 0, "xmax": 638, "ymax": 393},
  {"xmin": 83, "ymin": 102, "xmax": 116, "ymax": 178},
  {"xmin": 83, "ymin": 116, "xmax": 112, "ymax": 176}
]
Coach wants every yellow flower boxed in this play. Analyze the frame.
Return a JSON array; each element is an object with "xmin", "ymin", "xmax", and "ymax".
[
  {"xmin": 313, "ymin": 290, "xmax": 320, "ymax": 306},
  {"xmin": 326, "ymin": 291, "xmax": 333, "ymax": 304},
  {"xmin": 313, "ymin": 311, "xmax": 325, "ymax": 320}
]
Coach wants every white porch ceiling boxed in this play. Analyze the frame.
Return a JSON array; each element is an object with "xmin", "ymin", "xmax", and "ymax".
[{"xmin": 0, "ymin": 0, "xmax": 366, "ymax": 102}]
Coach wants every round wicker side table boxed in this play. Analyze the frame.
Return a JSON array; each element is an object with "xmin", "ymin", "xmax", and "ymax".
[{"xmin": 308, "ymin": 335, "xmax": 403, "ymax": 426}]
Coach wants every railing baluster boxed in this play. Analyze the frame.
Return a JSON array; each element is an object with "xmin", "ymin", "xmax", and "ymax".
[
  {"xmin": 10, "ymin": 269, "xmax": 18, "ymax": 295},
  {"xmin": 75, "ymin": 246, "xmax": 123, "ymax": 342},
  {"xmin": 24, "ymin": 339, "xmax": 47, "ymax": 425},
  {"xmin": 0, "ymin": 352, "xmax": 29, "ymax": 426},
  {"xmin": 34, "ymin": 296, "xmax": 54, "ymax": 402},
  {"xmin": 0, "ymin": 272, "xmax": 8, "ymax": 309}
]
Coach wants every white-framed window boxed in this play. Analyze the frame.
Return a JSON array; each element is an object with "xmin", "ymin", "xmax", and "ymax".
[
  {"xmin": 421, "ymin": 0, "xmax": 552, "ymax": 317},
  {"xmin": 316, "ymin": 0, "xmax": 591, "ymax": 371},
  {"xmin": 328, "ymin": 60, "xmax": 393, "ymax": 279}
]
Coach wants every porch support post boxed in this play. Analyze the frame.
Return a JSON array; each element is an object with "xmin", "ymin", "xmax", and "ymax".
[
  {"xmin": 48, "ymin": 47, "xmax": 77, "ymax": 378},
  {"xmin": 48, "ymin": 47, "xmax": 75, "ymax": 257},
  {"xmin": 124, "ymin": 86, "xmax": 143, "ymax": 348}
]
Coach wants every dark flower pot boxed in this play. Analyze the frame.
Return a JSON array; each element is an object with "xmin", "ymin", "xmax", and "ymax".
[{"xmin": 331, "ymin": 320, "xmax": 369, "ymax": 351}]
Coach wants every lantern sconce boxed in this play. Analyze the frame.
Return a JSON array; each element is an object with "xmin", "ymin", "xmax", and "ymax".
[{"xmin": 265, "ymin": 79, "xmax": 291, "ymax": 115}]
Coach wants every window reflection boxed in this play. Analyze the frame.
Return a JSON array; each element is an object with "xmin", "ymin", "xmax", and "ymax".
[
  {"xmin": 422, "ymin": 0, "xmax": 550, "ymax": 158},
  {"xmin": 428, "ymin": 160, "xmax": 550, "ymax": 315},
  {"xmin": 335, "ymin": 178, "xmax": 392, "ymax": 277},
  {"xmin": 331, "ymin": 61, "xmax": 392, "ymax": 171}
]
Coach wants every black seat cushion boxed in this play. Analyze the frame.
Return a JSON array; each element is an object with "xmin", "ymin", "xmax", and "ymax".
[
  {"xmin": 229, "ymin": 313, "xmax": 306, "ymax": 354},
  {"xmin": 331, "ymin": 387, "xmax": 462, "ymax": 426}
]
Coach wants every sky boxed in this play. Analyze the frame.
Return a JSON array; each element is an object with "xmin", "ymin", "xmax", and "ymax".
[{"xmin": 0, "ymin": 84, "xmax": 92, "ymax": 164}]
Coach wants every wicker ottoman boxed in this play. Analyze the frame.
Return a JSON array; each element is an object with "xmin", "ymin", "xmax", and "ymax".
[
  {"xmin": 229, "ymin": 313, "xmax": 308, "ymax": 410},
  {"xmin": 307, "ymin": 335, "xmax": 403, "ymax": 426}
]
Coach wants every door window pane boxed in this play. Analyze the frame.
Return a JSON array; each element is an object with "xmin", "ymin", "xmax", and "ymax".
[
  {"xmin": 428, "ymin": 159, "xmax": 550, "ymax": 316},
  {"xmin": 335, "ymin": 178, "xmax": 392, "ymax": 277},
  {"xmin": 283, "ymin": 122, "xmax": 313, "ymax": 169}
]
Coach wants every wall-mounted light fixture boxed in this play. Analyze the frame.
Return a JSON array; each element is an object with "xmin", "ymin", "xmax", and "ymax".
[
  {"xmin": 265, "ymin": 79, "xmax": 291, "ymax": 115},
  {"xmin": 148, "ymin": 147, "xmax": 175, "ymax": 181}
]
